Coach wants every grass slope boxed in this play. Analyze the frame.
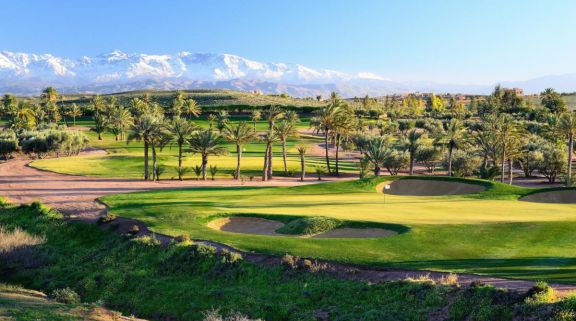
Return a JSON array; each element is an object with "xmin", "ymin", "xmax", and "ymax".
[
  {"xmin": 2, "ymin": 202, "xmax": 576, "ymax": 321},
  {"xmin": 101, "ymin": 177, "xmax": 576, "ymax": 283}
]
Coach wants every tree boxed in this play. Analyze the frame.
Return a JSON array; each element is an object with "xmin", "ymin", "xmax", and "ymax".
[
  {"xmin": 187, "ymin": 129, "xmax": 228, "ymax": 180},
  {"xmin": 363, "ymin": 136, "xmax": 392, "ymax": 176},
  {"xmin": 222, "ymin": 122, "xmax": 256, "ymax": 179},
  {"xmin": 405, "ymin": 129, "xmax": 425, "ymax": 175},
  {"xmin": 296, "ymin": 145, "xmax": 308, "ymax": 181},
  {"xmin": 558, "ymin": 112, "xmax": 576, "ymax": 185},
  {"xmin": 107, "ymin": 105, "xmax": 133, "ymax": 141},
  {"xmin": 416, "ymin": 145, "xmax": 442, "ymax": 174},
  {"xmin": 148, "ymin": 126, "xmax": 171, "ymax": 181},
  {"xmin": 250, "ymin": 110, "xmax": 261, "ymax": 131},
  {"xmin": 264, "ymin": 106, "xmax": 285, "ymax": 178},
  {"xmin": 540, "ymin": 88, "xmax": 567, "ymax": 114},
  {"xmin": 171, "ymin": 91, "xmax": 185, "ymax": 118},
  {"xmin": 128, "ymin": 114, "xmax": 161, "ymax": 180},
  {"xmin": 539, "ymin": 143, "xmax": 566, "ymax": 183},
  {"xmin": 165, "ymin": 118, "xmax": 196, "ymax": 180},
  {"xmin": 91, "ymin": 95, "xmax": 107, "ymax": 140},
  {"xmin": 332, "ymin": 105, "xmax": 355, "ymax": 176},
  {"xmin": 207, "ymin": 114, "xmax": 217, "ymax": 129},
  {"xmin": 436, "ymin": 119, "xmax": 466, "ymax": 176},
  {"xmin": 66, "ymin": 103, "xmax": 82, "ymax": 127},
  {"xmin": 274, "ymin": 120, "xmax": 298, "ymax": 176},
  {"xmin": 383, "ymin": 150, "xmax": 409, "ymax": 175},
  {"xmin": 184, "ymin": 98, "xmax": 201, "ymax": 119},
  {"xmin": 310, "ymin": 97, "xmax": 343, "ymax": 175},
  {"xmin": 0, "ymin": 130, "xmax": 18, "ymax": 160},
  {"xmin": 261, "ymin": 131, "xmax": 279, "ymax": 181},
  {"xmin": 496, "ymin": 114, "xmax": 518, "ymax": 183}
]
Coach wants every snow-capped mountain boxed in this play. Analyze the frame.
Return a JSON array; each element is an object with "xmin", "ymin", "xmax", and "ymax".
[{"xmin": 0, "ymin": 50, "xmax": 574, "ymax": 97}]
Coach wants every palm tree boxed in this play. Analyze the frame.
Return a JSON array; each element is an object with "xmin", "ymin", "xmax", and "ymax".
[
  {"xmin": 128, "ymin": 114, "xmax": 161, "ymax": 180},
  {"xmin": 311, "ymin": 101, "xmax": 342, "ymax": 175},
  {"xmin": 274, "ymin": 120, "xmax": 298, "ymax": 176},
  {"xmin": 364, "ymin": 136, "xmax": 392, "ymax": 176},
  {"xmin": 251, "ymin": 110, "xmax": 262, "ymax": 131},
  {"xmin": 207, "ymin": 114, "xmax": 217, "ymax": 129},
  {"xmin": 332, "ymin": 106, "xmax": 355, "ymax": 176},
  {"xmin": 165, "ymin": 118, "xmax": 196, "ymax": 180},
  {"xmin": 107, "ymin": 105, "xmax": 133, "ymax": 141},
  {"xmin": 67, "ymin": 103, "xmax": 82, "ymax": 127},
  {"xmin": 436, "ymin": 119, "xmax": 466, "ymax": 176},
  {"xmin": 261, "ymin": 131, "xmax": 280, "ymax": 181},
  {"xmin": 188, "ymin": 129, "xmax": 228, "ymax": 180},
  {"xmin": 222, "ymin": 122, "xmax": 256, "ymax": 179},
  {"xmin": 184, "ymin": 98, "xmax": 201, "ymax": 119},
  {"xmin": 497, "ymin": 114, "xmax": 517, "ymax": 183},
  {"xmin": 296, "ymin": 145, "xmax": 308, "ymax": 181},
  {"xmin": 171, "ymin": 91, "xmax": 185, "ymax": 118},
  {"xmin": 558, "ymin": 112, "xmax": 576, "ymax": 184},
  {"xmin": 41, "ymin": 87, "xmax": 58, "ymax": 104},
  {"xmin": 91, "ymin": 95, "xmax": 108, "ymax": 140},
  {"xmin": 405, "ymin": 129, "xmax": 425, "ymax": 175},
  {"xmin": 148, "ymin": 126, "xmax": 172, "ymax": 181},
  {"xmin": 265, "ymin": 106, "xmax": 285, "ymax": 178}
]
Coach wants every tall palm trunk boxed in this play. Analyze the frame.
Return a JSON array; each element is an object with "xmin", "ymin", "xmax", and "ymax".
[
  {"xmin": 448, "ymin": 146, "xmax": 453, "ymax": 176},
  {"xmin": 235, "ymin": 144, "xmax": 242, "ymax": 179},
  {"xmin": 144, "ymin": 140, "xmax": 149, "ymax": 180},
  {"xmin": 335, "ymin": 134, "xmax": 340, "ymax": 176},
  {"xmin": 324, "ymin": 127, "xmax": 331, "ymax": 175},
  {"xmin": 177, "ymin": 141, "xmax": 183, "ymax": 181},
  {"xmin": 374, "ymin": 165, "xmax": 381, "ymax": 176},
  {"xmin": 282, "ymin": 140, "xmax": 288, "ymax": 176},
  {"xmin": 300, "ymin": 154, "xmax": 305, "ymax": 181},
  {"xmin": 152, "ymin": 144, "xmax": 157, "ymax": 181},
  {"xmin": 262, "ymin": 144, "xmax": 270, "ymax": 181},
  {"xmin": 568, "ymin": 133, "xmax": 574, "ymax": 184},
  {"xmin": 267, "ymin": 143, "xmax": 273, "ymax": 179},
  {"xmin": 201, "ymin": 154, "xmax": 208, "ymax": 180},
  {"xmin": 501, "ymin": 149, "xmax": 506, "ymax": 183},
  {"xmin": 508, "ymin": 158, "xmax": 513, "ymax": 185}
]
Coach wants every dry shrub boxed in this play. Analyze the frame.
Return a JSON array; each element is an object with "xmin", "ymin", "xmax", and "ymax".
[
  {"xmin": 439, "ymin": 273, "xmax": 459, "ymax": 286},
  {"xmin": 405, "ymin": 273, "xmax": 436, "ymax": 285},
  {"xmin": 0, "ymin": 225, "xmax": 45, "ymax": 253},
  {"xmin": 525, "ymin": 281, "xmax": 557, "ymax": 304}
]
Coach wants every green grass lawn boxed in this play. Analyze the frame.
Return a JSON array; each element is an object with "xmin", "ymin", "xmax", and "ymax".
[{"xmin": 101, "ymin": 177, "xmax": 576, "ymax": 283}]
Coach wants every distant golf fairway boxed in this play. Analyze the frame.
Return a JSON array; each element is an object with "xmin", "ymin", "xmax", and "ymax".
[{"xmin": 101, "ymin": 177, "xmax": 576, "ymax": 283}]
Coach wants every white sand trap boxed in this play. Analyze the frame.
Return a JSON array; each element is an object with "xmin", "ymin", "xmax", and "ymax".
[
  {"xmin": 383, "ymin": 179, "xmax": 484, "ymax": 196},
  {"xmin": 207, "ymin": 217, "xmax": 284, "ymax": 236},
  {"xmin": 521, "ymin": 190, "xmax": 576, "ymax": 204},
  {"xmin": 312, "ymin": 227, "xmax": 397, "ymax": 239}
]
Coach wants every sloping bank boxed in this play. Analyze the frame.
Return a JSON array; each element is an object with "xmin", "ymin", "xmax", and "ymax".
[{"xmin": 1, "ymin": 201, "xmax": 576, "ymax": 321}]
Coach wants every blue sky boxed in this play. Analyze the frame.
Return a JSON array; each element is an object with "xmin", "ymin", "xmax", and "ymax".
[{"xmin": 1, "ymin": 0, "xmax": 575, "ymax": 84}]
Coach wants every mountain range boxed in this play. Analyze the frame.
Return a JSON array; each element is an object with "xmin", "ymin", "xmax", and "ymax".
[{"xmin": 1, "ymin": 50, "xmax": 574, "ymax": 97}]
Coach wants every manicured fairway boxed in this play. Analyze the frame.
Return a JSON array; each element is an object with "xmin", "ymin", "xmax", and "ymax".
[{"xmin": 101, "ymin": 177, "xmax": 576, "ymax": 283}]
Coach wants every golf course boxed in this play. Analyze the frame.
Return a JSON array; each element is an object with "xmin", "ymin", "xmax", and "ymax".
[{"xmin": 100, "ymin": 177, "xmax": 576, "ymax": 283}]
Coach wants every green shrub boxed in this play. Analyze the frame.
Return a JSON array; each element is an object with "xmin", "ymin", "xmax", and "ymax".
[
  {"xmin": 50, "ymin": 287, "xmax": 80, "ymax": 304},
  {"xmin": 277, "ymin": 216, "xmax": 341, "ymax": 235},
  {"xmin": 525, "ymin": 281, "xmax": 557, "ymax": 304},
  {"xmin": 128, "ymin": 224, "xmax": 140, "ymax": 235},
  {"xmin": 132, "ymin": 234, "xmax": 161, "ymax": 246},
  {"xmin": 97, "ymin": 213, "xmax": 117, "ymax": 224}
]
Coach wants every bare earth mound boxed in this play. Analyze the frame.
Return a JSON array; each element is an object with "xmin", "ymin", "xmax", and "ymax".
[
  {"xmin": 312, "ymin": 228, "xmax": 397, "ymax": 238},
  {"xmin": 207, "ymin": 217, "xmax": 397, "ymax": 239},
  {"xmin": 384, "ymin": 179, "xmax": 484, "ymax": 196},
  {"xmin": 521, "ymin": 190, "xmax": 576, "ymax": 204},
  {"xmin": 207, "ymin": 217, "xmax": 284, "ymax": 236}
]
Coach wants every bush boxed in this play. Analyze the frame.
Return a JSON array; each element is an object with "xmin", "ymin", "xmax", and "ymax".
[
  {"xmin": 97, "ymin": 213, "xmax": 117, "ymax": 224},
  {"xmin": 175, "ymin": 233, "xmax": 191, "ymax": 243},
  {"xmin": 50, "ymin": 287, "xmax": 80, "ymax": 304},
  {"xmin": 128, "ymin": 224, "xmax": 140, "ymax": 235},
  {"xmin": 132, "ymin": 234, "xmax": 161, "ymax": 246},
  {"xmin": 281, "ymin": 254, "xmax": 299, "ymax": 269},
  {"xmin": 277, "ymin": 217, "xmax": 341, "ymax": 235},
  {"xmin": 525, "ymin": 281, "xmax": 557, "ymax": 304},
  {"xmin": 444, "ymin": 151, "xmax": 481, "ymax": 177}
]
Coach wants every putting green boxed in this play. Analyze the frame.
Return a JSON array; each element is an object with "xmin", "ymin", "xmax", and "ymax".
[{"xmin": 101, "ymin": 177, "xmax": 576, "ymax": 283}]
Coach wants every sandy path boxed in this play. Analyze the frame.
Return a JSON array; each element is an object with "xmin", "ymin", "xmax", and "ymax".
[
  {"xmin": 0, "ymin": 152, "xmax": 347, "ymax": 221},
  {"xmin": 1, "ymin": 151, "xmax": 575, "ymax": 295}
]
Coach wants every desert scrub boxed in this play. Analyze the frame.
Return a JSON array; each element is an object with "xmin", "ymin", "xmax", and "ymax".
[
  {"xmin": 277, "ymin": 216, "xmax": 341, "ymax": 235},
  {"xmin": 0, "ymin": 225, "xmax": 45, "ymax": 253}
]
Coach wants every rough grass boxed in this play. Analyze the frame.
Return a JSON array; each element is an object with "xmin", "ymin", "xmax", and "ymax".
[
  {"xmin": 1, "ymin": 203, "xmax": 576, "ymax": 321},
  {"xmin": 101, "ymin": 176, "xmax": 576, "ymax": 282},
  {"xmin": 0, "ymin": 225, "xmax": 45, "ymax": 253}
]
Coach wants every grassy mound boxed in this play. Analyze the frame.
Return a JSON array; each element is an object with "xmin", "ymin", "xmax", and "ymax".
[{"xmin": 276, "ymin": 216, "xmax": 341, "ymax": 235}]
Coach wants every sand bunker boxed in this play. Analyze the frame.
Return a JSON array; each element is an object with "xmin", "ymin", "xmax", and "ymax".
[
  {"xmin": 207, "ymin": 217, "xmax": 397, "ymax": 239},
  {"xmin": 521, "ymin": 190, "xmax": 576, "ymax": 204},
  {"xmin": 207, "ymin": 217, "xmax": 284, "ymax": 236},
  {"xmin": 383, "ymin": 179, "xmax": 484, "ymax": 196}
]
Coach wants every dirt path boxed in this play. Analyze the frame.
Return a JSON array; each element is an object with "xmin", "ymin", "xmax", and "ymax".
[{"xmin": 1, "ymin": 152, "xmax": 575, "ymax": 295}]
